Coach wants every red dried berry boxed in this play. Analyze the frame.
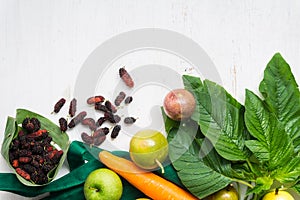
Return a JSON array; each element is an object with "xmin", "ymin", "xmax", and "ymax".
[
  {"xmin": 81, "ymin": 118, "xmax": 97, "ymax": 131},
  {"xmin": 68, "ymin": 111, "xmax": 87, "ymax": 128},
  {"xmin": 114, "ymin": 91, "xmax": 126, "ymax": 106},
  {"xmin": 87, "ymin": 96, "xmax": 105, "ymax": 104},
  {"xmin": 19, "ymin": 157, "xmax": 32, "ymax": 163},
  {"xmin": 27, "ymin": 129, "xmax": 48, "ymax": 141},
  {"xmin": 119, "ymin": 67, "xmax": 134, "ymax": 88},
  {"xmin": 12, "ymin": 159, "xmax": 19, "ymax": 168},
  {"xmin": 59, "ymin": 117, "xmax": 68, "ymax": 132},
  {"xmin": 93, "ymin": 127, "xmax": 109, "ymax": 137},
  {"xmin": 93, "ymin": 135, "xmax": 106, "ymax": 146},
  {"xmin": 93, "ymin": 128, "xmax": 106, "ymax": 138},
  {"xmin": 47, "ymin": 149, "xmax": 58, "ymax": 160},
  {"xmin": 69, "ymin": 98, "xmax": 77, "ymax": 117},
  {"xmin": 81, "ymin": 132, "xmax": 93, "ymax": 145},
  {"xmin": 53, "ymin": 98, "xmax": 66, "ymax": 113},
  {"xmin": 16, "ymin": 168, "xmax": 31, "ymax": 180},
  {"xmin": 46, "ymin": 146, "xmax": 54, "ymax": 152}
]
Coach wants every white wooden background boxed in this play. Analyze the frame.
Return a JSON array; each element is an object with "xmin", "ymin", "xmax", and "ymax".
[{"xmin": 1, "ymin": 0, "xmax": 300, "ymax": 199}]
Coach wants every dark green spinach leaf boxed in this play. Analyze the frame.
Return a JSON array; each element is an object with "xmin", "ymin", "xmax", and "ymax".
[
  {"xmin": 183, "ymin": 75, "xmax": 251, "ymax": 161},
  {"xmin": 244, "ymin": 89, "xmax": 294, "ymax": 170},
  {"xmin": 167, "ymin": 120, "xmax": 232, "ymax": 199},
  {"xmin": 259, "ymin": 53, "xmax": 300, "ymax": 144}
]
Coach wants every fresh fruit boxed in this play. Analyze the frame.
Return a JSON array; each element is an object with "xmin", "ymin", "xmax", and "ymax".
[
  {"xmin": 208, "ymin": 185, "xmax": 239, "ymax": 200},
  {"xmin": 262, "ymin": 190, "xmax": 294, "ymax": 200},
  {"xmin": 129, "ymin": 129, "xmax": 168, "ymax": 172},
  {"xmin": 163, "ymin": 88, "xmax": 196, "ymax": 121},
  {"xmin": 84, "ymin": 168, "xmax": 123, "ymax": 200}
]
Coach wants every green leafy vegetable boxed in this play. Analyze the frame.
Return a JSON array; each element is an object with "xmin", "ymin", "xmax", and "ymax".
[
  {"xmin": 164, "ymin": 53, "xmax": 300, "ymax": 199},
  {"xmin": 244, "ymin": 89, "xmax": 294, "ymax": 170},
  {"xmin": 166, "ymin": 118, "xmax": 232, "ymax": 198},
  {"xmin": 185, "ymin": 75, "xmax": 251, "ymax": 161},
  {"xmin": 259, "ymin": 53, "xmax": 300, "ymax": 142}
]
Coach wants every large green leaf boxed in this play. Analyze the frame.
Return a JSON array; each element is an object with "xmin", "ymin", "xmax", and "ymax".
[
  {"xmin": 259, "ymin": 53, "xmax": 300, "ymax": 142},
  {"xmin": 293, "ymin": 182, "xmax": 300, "ymax": 194},
  {"xmin": 244, "ymin": 90, "xmax": 294, "ymax": 170},
  {"xmin": 184, "ymin": 76, "xmax": 251, "ymax": 161},
  {"xmin": 167, "ymin": 120, "xmax": 232, "ymax": 199},
  {"xmin": 272, "ymin": 155, "xmax": 300, "ymax": 183}
]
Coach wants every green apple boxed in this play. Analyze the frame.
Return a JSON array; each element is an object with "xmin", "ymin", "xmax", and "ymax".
[
  {"xmin": 129, "ymin": 129, "xmax": 168, "ymax": 171},
  {"xmin": 84, "ymin": 168, "xmax": 123, "ymax": 200}
]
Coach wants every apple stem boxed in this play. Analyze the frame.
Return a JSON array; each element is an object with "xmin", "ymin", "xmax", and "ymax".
[
  {"xmin": 275, "ymin": 188, "xmax": 279, "ymax": 195},
  {"xmin": 155, "ymin": 159, "xmax": 164, "ymax": 174}
]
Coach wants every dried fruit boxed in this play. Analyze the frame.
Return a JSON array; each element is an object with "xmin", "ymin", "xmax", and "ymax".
[
  {"xmin": 93, "ymin": 128, "xmax": 108, "ymax": 137},
  {"xmin": 22, "ymin": 164, "xmax": 36, "ymax": 174},
  {"xmin": 31, "ymin": 170, "xmax": 48, "ymax": 184},
  {"xmin": 119, "ymin": 67, "xmax": 134, "ymax": 88},
  {"xmin": 69, "ymin": 98, "xmax": 77, "ymax": 117},
  {"xmin": 96, "ymin": 117, "xmax": 107, "ymax": 127},
  {"xmin": 124, "ymin": 96, "xmax": 133, "ymax": 104},
  {"xmin": 124, "ymin": 117, "xmax": 137, "ymax": 124},
  {"xmin": 81, "ymin": 132, "xmax": 93, "ymax": 145},
  {"xmin": 59, "ymin": 117, "xmax": 68, "ymax": 132},
  {"xmin": 87, "ymin": 96, "xmax": 105, "ymax": 105},
  {"xmin": 111, "ymin": 125, "xmax": 121, "ymax": 139},
  {"xmin": 114, "ymin": 91, "xmax": 126, "ymax": 106},
  {"xmin": 81, "ymin": 118, "xmax": 97, "ymax": 131},
  {"xmin": 9, "ymin": 117, "xmax": 64, "ymax": 185},
  {"xmin": 53, "ymin": 98, "xmax": 66, "ymax": 113},
  {"xmin": 99, "ymin": 127, "xmax": 110, "ymax": 135},
  {"xmin": 104, "ymin": 112, "xmax": 121, "ymax": 124},
  {"xmin": 16, "ymin": 168, "xmax": 31, "ymax": 180},
  {"xmin": 27, "ymin": 129, "xmax": 48, "ymax": 141},
  {"xmin": 12, "ymin": 159, "xmax": 19, "ymax": 168},
  {"xmin": 68, "ymin": 111, "xmax": 87, "ymax": 128},
  {"xmin": 19, "ymin": 156, "xmax": 32, "ymax": 163},
  {"xmin": 22, "ymin": 117, "xmax": 41, "ymax": 133},
  {"xmin": 93, "ymin": 135, "xmax": 106, "ymax": 146},
  {"xmin": 94, "ymin": 103, "xmax": 108, "ymax": 112},
  {"xmin": 105, "ymin": 100, "xmax": 117, "ymax": 113}
]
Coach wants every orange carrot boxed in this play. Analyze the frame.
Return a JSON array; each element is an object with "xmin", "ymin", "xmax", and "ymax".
[{"xmin": 99, "ymin": 151, "xmax": 199, "ymax": 200}]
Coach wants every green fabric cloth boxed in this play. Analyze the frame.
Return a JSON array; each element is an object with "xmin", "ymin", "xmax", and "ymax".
[{"xmin": 0, "ymin": 141, "xmax": 182, "ymax": 199}]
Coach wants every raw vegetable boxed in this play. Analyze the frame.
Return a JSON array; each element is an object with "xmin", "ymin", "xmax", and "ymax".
[
  {"xmin": 164, "ymin": 53, "xmax": 300, "ymax": 199},
  {"xmin": 99, "ymin": 150, "xmax": 198, "ymax": 200}
]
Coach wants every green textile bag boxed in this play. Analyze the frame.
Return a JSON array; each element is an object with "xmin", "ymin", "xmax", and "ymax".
[{"xmin": 0, "ymin": 141, "xmax": 183, "ymax": 199}]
